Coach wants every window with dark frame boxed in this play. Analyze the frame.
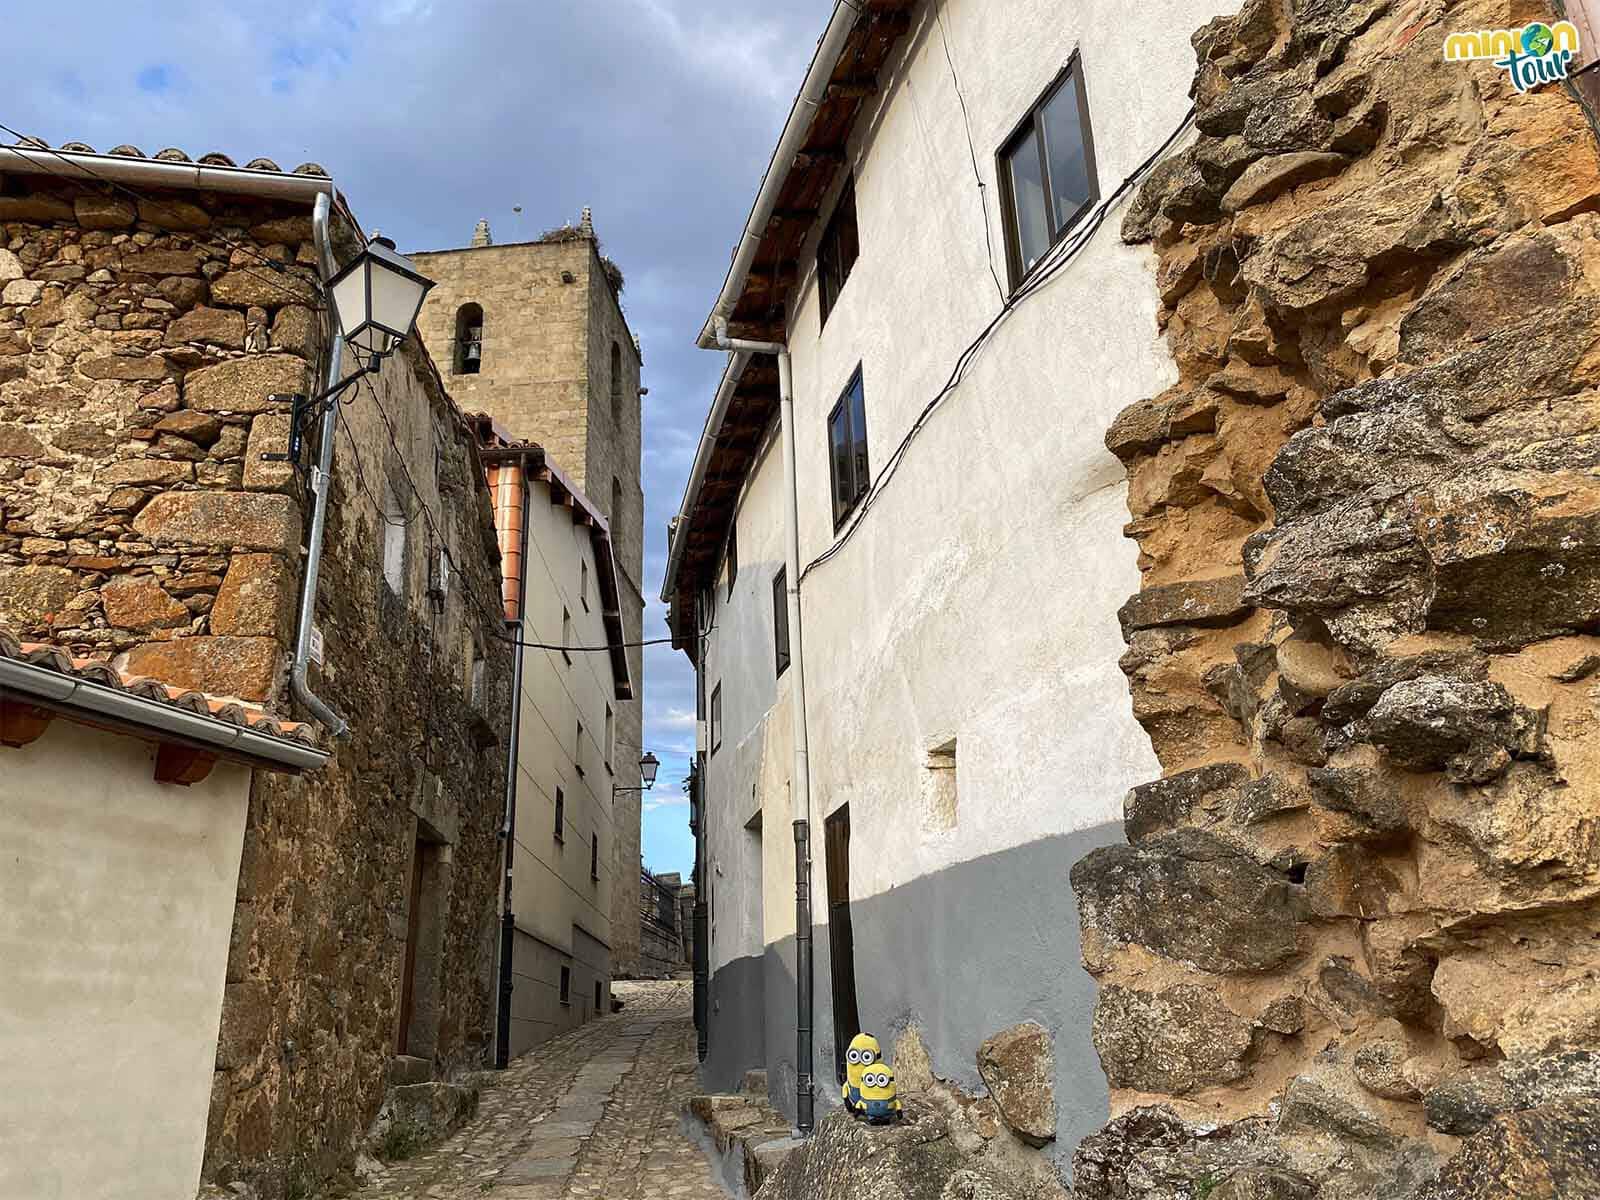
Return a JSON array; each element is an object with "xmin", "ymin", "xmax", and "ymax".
[
  {"xmin": 559, "ymin": 965, "xmax": 571, "ymax": 1005},
  {"xmin": 575, "ymin": 720, "xmax": 585, "ymax": 777},
  {"xmin": 998, "ymin": 57, "xmax": 1099, "ymax": 291},
  {"xmin": 595, "ymin": 979, "xmax": 603, "ymax": 1011},
  {"xmin": 554, "ymin": 787, "xmax": 565, "ymax": 841},
  {"xmin": 726, "ymin": 521, "xmax": 738, "ymax": 599},
  {"xmin": 773, "ymin": 567, "xmax": 791, "ymax": 677},
  {"xmin": 561, "ymin": 608, "xmax": 573, "ymax": 665},
  {"xmin": 826, "ymin": 368, "xmax": 870, "ymax": 528},
  {"xmin": 710, "ymin": 683, "xmax": 723, "ymax": 755},
  {"xmin": 817, "ymin": 177, "xmax": 859, "ymax": 327},
  {"xmin": 591, "ymin": 833, "xmax": 600, "ymax": 881}
]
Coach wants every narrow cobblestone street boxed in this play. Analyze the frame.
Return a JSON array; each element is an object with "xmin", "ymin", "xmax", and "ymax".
[{"xmin": 353, "ymin": 981, "xmax": 728, "ymax": 1200}]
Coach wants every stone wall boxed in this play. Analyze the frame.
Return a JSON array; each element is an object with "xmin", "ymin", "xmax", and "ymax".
[
  {"xmin": 1070, "ymin": 1, "xmax": 1600, "ymax": 1196},
  {"xmin": 0, "ymin": 169, "xmax": 512, "ymax": 1197}
]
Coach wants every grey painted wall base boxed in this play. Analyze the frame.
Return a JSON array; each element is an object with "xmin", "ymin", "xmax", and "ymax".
[{"xmin": 701, "ymin": 822, "xmax": 1124, "ymax": 1175}]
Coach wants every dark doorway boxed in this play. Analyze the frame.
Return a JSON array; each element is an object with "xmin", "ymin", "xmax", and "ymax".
[
  {"xmin": 398, "ymin": 838, "xmax": 426, "ymax": 1053},
  {"xmin": 824, "ymin": 805, "xmax": 860, "ymax": 1085}
]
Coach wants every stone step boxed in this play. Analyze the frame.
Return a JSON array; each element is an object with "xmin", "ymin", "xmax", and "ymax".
[
  {"xmin": 685, "ymin": 1092, "xmax": 801, "ymax": 1197},
  {"xmin": 388, "ymin": 1054, "xmax": 433, "ymax": 1086}
]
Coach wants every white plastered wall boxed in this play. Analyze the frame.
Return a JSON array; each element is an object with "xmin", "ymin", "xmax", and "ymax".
[
  {"xmin": 508, "ymin": 474, "xmax": 620, "ymax": 1047},
  {"xmin": 0, "ymin": 721, "xmax": 251, "ymax": 1200}
]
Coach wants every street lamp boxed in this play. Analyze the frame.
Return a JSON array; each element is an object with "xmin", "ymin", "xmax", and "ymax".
[
  {"xmin": 327, "ymin": 236, "xmax": 436, "ymax": 366},
  {"xmin": 265, "ymin": 237, "xmax": 436, "ymax": 471},
  {"xmin": 615, "ymin": 751, "xmax": 661, "ymax": 799}
]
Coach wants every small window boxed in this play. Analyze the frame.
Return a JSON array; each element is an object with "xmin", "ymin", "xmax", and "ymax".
[
  {"xmin": 382, "ymin": 481, "xmax": 407, "ymax": 595},
  {"xmin": 605, "ymin": 704, "xmax": 614, "ymax": 773},
  {"xmin": 710, "ymin": 683, "xmax": 722, "ymax": 755},
  {"xmin": 818, "ymin": 177, "xmax": 859, "ymax": 327},
  {"xmin": 922, "ymin": 738, "xmax": 958, "ymax": 832},
  {"xmin": 827, "ymin": 368, "xmax": 870, "ymax": 528},
  {"xmin": 773, "ymin": 567, "xmax": 790, "ymax": 677},
  {"xmin": 554, "ymin": 787, "xmax": 565, "ymax": 841},
  {"xmin": 580, "ymin": 559, "xmax": 590, "ymax": 611},
  {"xmin": 610, "ymin": 341, "xmax": 623, "ymax": 423},
  {"xmin": 561, "ymin": 608, "xmax": 573, "ymax": 665},
  {"xmin": 454, "ymin": 303, "xmax": 484, "ymax": 375},
  {"xmin": 595, "ymin": 979, "xmax": 604, "ymax": 1011},
  {"xmin": 576, "ymin": 719, "xmax": 586, "ymax": 777},
  {"xmin": 999, "ymin": 58, "xmax": 1099, "ymax": 289},
  {"xmin": 591, "ymin": 833, "xmax": 600, "ymax": 881},
  {"xmin": 611, "ymin": 477, "xmax": 624, "ymax": 529},
  {"xmin": 726, "ymin": 521, "xmax": 738, "ymax": 600},
  {"xmin": 470, "ymin": 643, "xmax": 486, "ymax": 707},
  {"xmin": 560, "ymin": 965, "xmax": 571, "ymax": 1005}
]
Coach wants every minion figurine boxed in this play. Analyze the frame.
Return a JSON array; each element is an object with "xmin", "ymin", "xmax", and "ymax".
[
  {"xmin": 841, "ymin": 1032, "xmax": 883, "ymax": 1113},
  {"xmin": 858, "ymin": 1062, "xmax": 903, "ymax": 1125}
]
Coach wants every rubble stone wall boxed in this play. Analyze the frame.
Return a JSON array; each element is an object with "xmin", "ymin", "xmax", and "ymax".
[
  {"xmin": 1071, "ymin": 0, "xmax": 1600, "ymax": 1195},
  {"xmin": 0, "ymin": 171, "xmax": 512, "ymax": 1198}
]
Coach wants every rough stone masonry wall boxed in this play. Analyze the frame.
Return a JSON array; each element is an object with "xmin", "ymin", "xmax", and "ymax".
[
  {"xmin": 0, "ymin": 172, "xmax": 512, "ymax": 1198},
  {"xmin": 1069, "ymin": 1, "xmax": 1600, "ymax": 1197}
]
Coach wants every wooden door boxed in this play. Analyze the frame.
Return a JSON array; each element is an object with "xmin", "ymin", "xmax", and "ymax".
[{"xmin": 824, "ymin": 805, "xmax": 860, "ymax": 1085}]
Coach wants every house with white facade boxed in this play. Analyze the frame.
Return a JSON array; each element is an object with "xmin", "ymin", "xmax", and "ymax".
[
  {"xmin": 476, "ymin": 419, "xmax": 634, "ymax": 1061},
  {"xmin": 661, "ymin": 0, "xmax": 1229, "ymax": 1167}
]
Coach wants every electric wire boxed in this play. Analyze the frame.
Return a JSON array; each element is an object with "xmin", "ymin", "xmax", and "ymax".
[
  {"xmin": 339, "ymin": 371, "xmax": 666, "ymax": 656},
  {"xmin": 0, "ymin": 118, "xmax": 334, "ymax": 311},
  {"xmin": 797, "ymin": 105, "xmax": 1198, "ymax": 585},
  {"xmin": 935, "ymin": 6, "xmax": 1007, "ymax": 305}
]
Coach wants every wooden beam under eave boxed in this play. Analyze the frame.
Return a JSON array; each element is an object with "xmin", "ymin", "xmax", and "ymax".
[
  {"xmin": 793, "ymin": 147, "xmax": 847, "ymax": 170},
  {"xmin": 155, "ymin": 742, "xmax": 218, "ymax": 786},
  {"xmin": 0, "ymin": 699, "xmax": 53, "ymax": 748},
  {"xmin": 826, "ymin": 79, "xmax": 878, "ymax": 100}
]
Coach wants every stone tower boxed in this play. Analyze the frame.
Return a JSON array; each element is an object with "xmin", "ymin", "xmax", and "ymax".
[{"xmin": 410, "ymin": 217, "xmax": 647, "ymax": 975}]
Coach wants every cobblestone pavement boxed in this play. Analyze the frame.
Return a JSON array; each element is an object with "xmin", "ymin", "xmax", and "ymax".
[{"xmin": 353, "ymin": 980, "xmax": 726, "ymax": 1200}]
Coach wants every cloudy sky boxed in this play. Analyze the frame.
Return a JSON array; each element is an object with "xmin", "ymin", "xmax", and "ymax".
[{"xmin": 2, "ymin": 0, "xmax": 834, "ymax": 875}]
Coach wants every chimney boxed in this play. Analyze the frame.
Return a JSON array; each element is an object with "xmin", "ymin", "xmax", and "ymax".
[{"xmin": 471, "ymin": 218, "xmax": 492, "ymax": 248}]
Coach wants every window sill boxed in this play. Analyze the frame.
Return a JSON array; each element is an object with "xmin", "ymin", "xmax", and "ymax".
[
  {"xmin": 561, "ymin": 651, "xmax": 572, "ymax": 667},
  {"xmin": 832, "ymin": 486, "xmax": 870, "ymax": 534},
  {"xmin": 554, "ymin": 833, "xmax": 564, "ymax": 846},
  {"xmin": 559, "ymin": 1000, "xmax": 571, "ymax": 1008}
]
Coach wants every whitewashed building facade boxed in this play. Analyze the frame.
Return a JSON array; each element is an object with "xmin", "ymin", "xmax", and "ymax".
[{"xmin": 661, "ymin": 0, "xmax": 1232, "ymax": 1168}]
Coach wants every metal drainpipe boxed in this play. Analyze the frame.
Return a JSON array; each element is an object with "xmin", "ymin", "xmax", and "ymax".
[
  {"xmin": 290, "ymin": 192, "xmax": 351, "ymax": 738},
  {"xmin": 495, "ymin": 465, "xmax": 532, "ymax": 1069},
  {"xmin": 712, "ymin": 322, "xmax": 814, "ymax": 1134}
]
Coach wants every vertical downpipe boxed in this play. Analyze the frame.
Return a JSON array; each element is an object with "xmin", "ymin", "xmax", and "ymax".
[
  {"xmin": 494, "ymin": 463, "xmax": 530, "ymax": 1069},
  {"xmin": 291, "ymin": 192, "xmax": 351, "ymax": 738},
  {"xmin": 776, "ymin": 348, "xmax": 815, "ymax": 1135}
]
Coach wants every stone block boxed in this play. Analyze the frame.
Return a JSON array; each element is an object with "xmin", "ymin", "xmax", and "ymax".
[
  {"xmin": 1093, "ymin": 984, "xmax": 1253, "ymax": 1095},
  {"xmin": 98, "ymin": 459, "xmax": 194, "ymax": 487},
  {"xmin": 0, "ymin": 425, "xmax": 50, "ymax": 460},
  {"xmin": 132, "ymin": 491, "xmax": 299, "ymax": 552},
  {"xmin": 976, "ymin": 1020, "xmax": 1056, "ymax": 1145},
  {"xmin": 1072, "ymin": 829, "xmax": 1307, "ymax": 973},
  {"xmin": 243, "ymin": 414, "xmax": 296, "ymax": 492},
  {"xmin": 79, "ymin": 354, "xmax": 169, "ymax": 381},
  {"xmin": 212, "ymin": 553, "xmax": 292, "ymax": 638},
  {"xmin": 165, "ymin": 306, "xmax": 246, "ymax": 349},
  {"xmin": 121, "ymin": 248, "xmax": 201, "ymax": 276},
  {"xmin": 1417, "ymin": 1099, "xmax": 1600, "ymax": 1199},
  {"xmin": 100, "ymin": 574, "xmax": 189, "ymax": 630},
  {"xmin": 1118, "ymin": 576, "xmax": 1250, "ymax": 638},
  {"xmin": 121, "ymin": 635, "xmax": 279, "ymax": 701},
  {"xmin": 0, "ymin": 565, "xmax": 78, "ymax": 628},
  {"xmin": 270, "ymin": 305, "xmax": 317, "ymax": 356},
  {"xmin": 209, "ymin": 269, "xmax": 315, "ymax": 310},
  {"xmin": 0, "ymin": 194, "xmax": 75, "ymax": 222},
  {"xmin": 73, "ymin": 196, "xmax": 137, "ymax": 229},
  {"xmin": 0, "ymin": 249, "xmax": 21, "ymax": 282},
  {"xmin": 184, "ymin": 354, "xmax": 307, "ymax": 414},
  {"xmin": 1125, "ymin": 762, "xmax": 1250, "ymax": 843},
  {"xmin": 137, "ymin": 198, "xmax": 210, "ymax": 231},
  {"xmin": 3, "ymin": 279, "xmax": 43, "ymax": 305},
  {"xmin": 153, "ymin": 409, "xmax": 223, "ymax": 446}
]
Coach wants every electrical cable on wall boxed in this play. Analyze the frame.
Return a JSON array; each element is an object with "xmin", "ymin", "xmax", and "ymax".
[
  {"xmin": 935, "ymin": 7, "xmax": 1007, "ymax": 304},
  {"xmin": 798, "ymin": 104, "xmax": 1198, "ymax": 585}
]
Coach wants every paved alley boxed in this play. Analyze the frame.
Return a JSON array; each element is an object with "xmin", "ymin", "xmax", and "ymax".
[{"xmin": 353, "ymin": 980, "xmax": 728, "ymax": 1200}]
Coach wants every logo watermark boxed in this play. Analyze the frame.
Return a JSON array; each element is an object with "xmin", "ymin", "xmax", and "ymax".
[{"xmin": 1444, "ymin": 20, "xmax": 1580, "ymax": 92}]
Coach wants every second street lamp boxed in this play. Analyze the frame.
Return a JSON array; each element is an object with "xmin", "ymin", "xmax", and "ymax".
[
  {"xmin": 327, "ymin": 235, "xmax": 436, "ymax": 365},
  {"xmin": 614, "ymin": 751, "xmax": 660, "ymax": 800}
]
